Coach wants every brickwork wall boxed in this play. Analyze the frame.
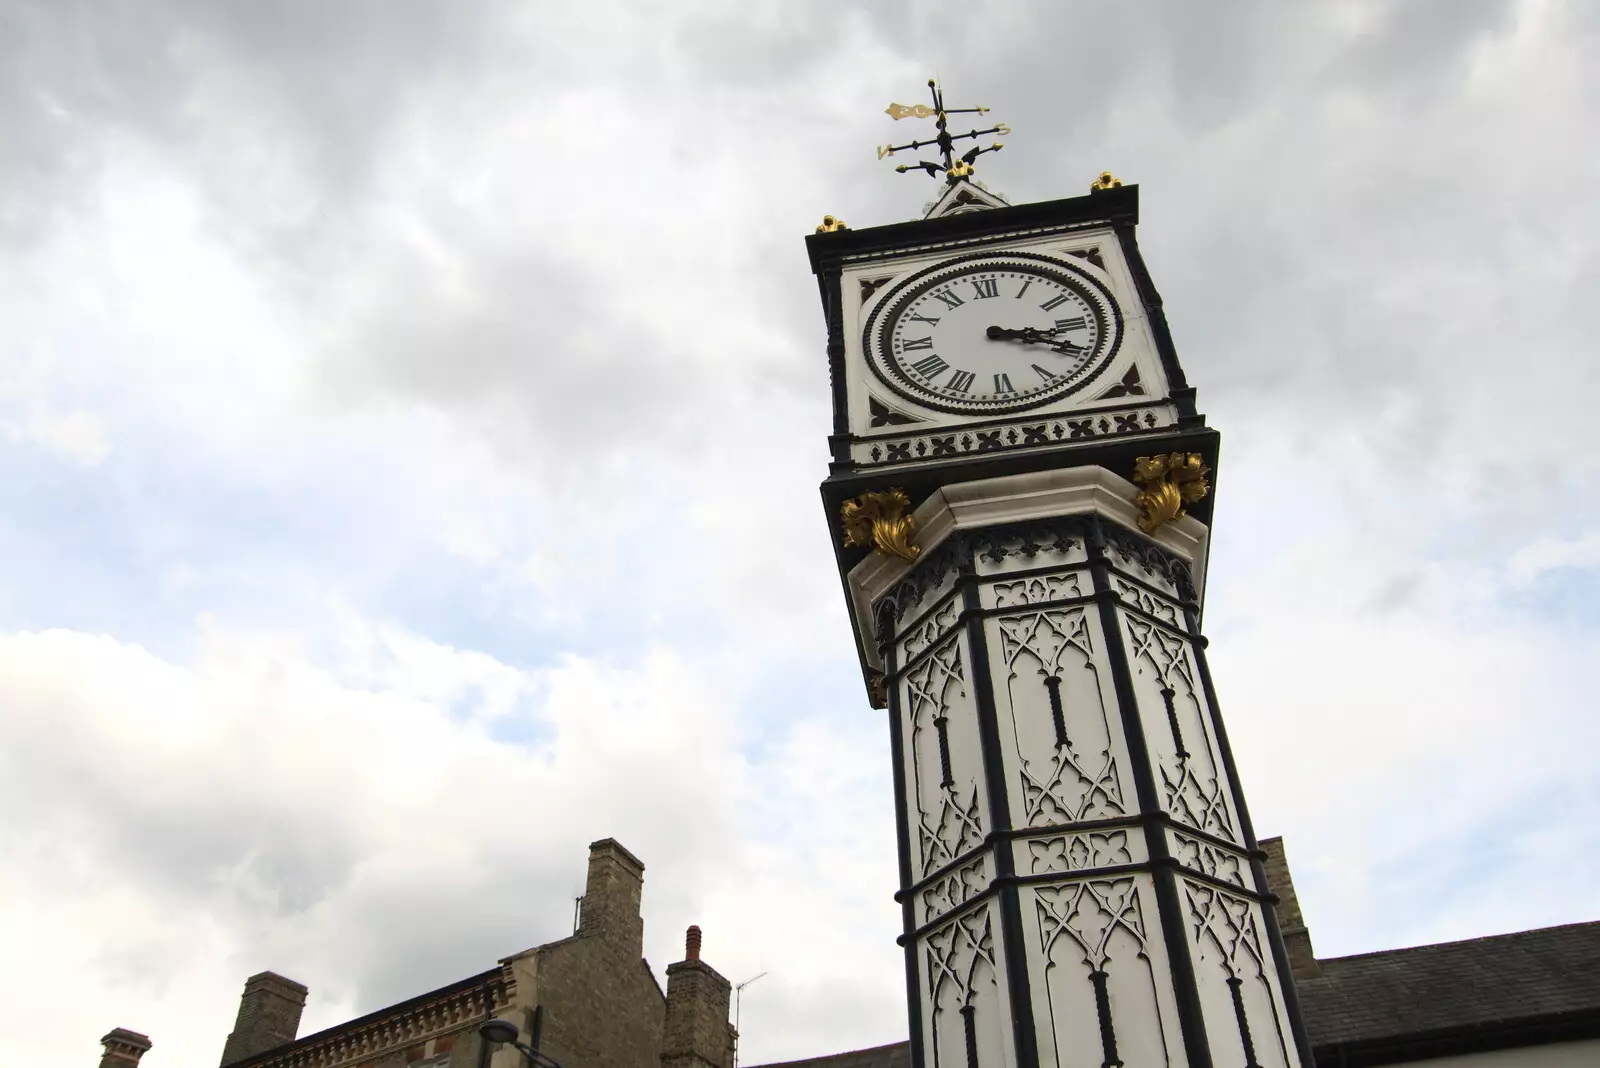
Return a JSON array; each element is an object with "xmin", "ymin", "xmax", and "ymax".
[
  {"xmin": 1260, "ymin": 836, "xmax": 1321, "ymax": 980},
  {"xmin": 444, "ymin": 1029, "xmax": 484, "ymax": 1068},
  {"xmin": 526, "ymin": 935, "xmax": 665, "ymax": 1068}
]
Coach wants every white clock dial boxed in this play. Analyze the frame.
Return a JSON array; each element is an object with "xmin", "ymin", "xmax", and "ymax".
[{"xmin": 864, "ymin": 252, "xmax": 1122, "ymax": 415}]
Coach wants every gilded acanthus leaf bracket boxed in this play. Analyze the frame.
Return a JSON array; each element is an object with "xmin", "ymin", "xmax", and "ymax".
[
  {"xmin": 867, "ymin": 672, "xmax": 889, "ymax": 710},
  {"xmin": 842, "ymin": 488, "xmax": 922, "ymax": 562},
  {"xmin": 1132, "ymin": 452, "xmax": 1210, "ymax": 534}
]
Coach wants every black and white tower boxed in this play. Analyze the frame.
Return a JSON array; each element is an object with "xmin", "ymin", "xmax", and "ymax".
[{"xmin": 806, "ymin": 87, "xmax": 1314, "ymax": 1068}]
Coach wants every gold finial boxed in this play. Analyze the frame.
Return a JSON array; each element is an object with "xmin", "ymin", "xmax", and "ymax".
[
  {"xmin": 815, "ymin": 214, "xmax": 850, "ymax": 233},
  {"xmin": 1131, "ymin": 453, "xmax": 1210, "ymax": 533},
  {"xmin": 841, "ymin": 489, "xmax": 921, "ymax": 562},
  {"xmin": 1090, "ymin": 171, "xmax": 1124, "ymax": 191},
  {"xmin": 866, "ymin": 673, "xmax": 888, "ymax": 709}
]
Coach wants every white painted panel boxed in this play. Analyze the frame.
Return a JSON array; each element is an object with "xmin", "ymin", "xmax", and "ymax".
[
  {"xmin": 1013, "ymin": 826, "xmax": 1147, "ymax": 879},
  {"xmin": 1180, "ymin": 878, "xmax": 1299, "ymax": 1068},
  {"xmin": 899, "ymin": 593, "xmax": 962, "ymax": 664},
  {"xmin": 900, "ymin": 630, "xmax": 990, "ymax": 879},
  {"xmin": 1117, "ymin": 607, "xmax": 1239, "ymax": 843},
  {"xmin": 1021, "ymin": 873, "xmax": 1189, "ymax": 1068},
  {"xmin": 1167, "ymin": 828, "xmax": 1258, "ymax": 893},
  {"xmin": 918, "ymin": 900, "xmax": 1016, "ymax": 1068},
  {"xmin": 984, "ymin": 570, "xmax": 1087, "ymax": 611},
  {"xmin": 917, "ymin": 851, "xmax": 992, "ymax": 928},
  {"xmin": 985, "ymin": 599, "xmax": 1131, "ymax": 831},
  {"xmin": 1112, "ymin": 573, "xmax": 1184, "ymax": 628}
]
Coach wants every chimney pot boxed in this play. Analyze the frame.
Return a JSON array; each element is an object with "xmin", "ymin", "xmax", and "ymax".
[{"xmin": 686, "ymin": 925, "xmax": 702, "ymax": 961}]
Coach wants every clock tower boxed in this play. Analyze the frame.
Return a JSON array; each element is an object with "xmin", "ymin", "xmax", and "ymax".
[{"xmin": 805, "ymin": 87, "xmax": 1313, "ymax": 1068}]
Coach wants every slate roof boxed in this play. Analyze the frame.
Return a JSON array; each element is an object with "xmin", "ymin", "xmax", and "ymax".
[
  {"xmin": 1298, "ymin": 919, "xmax": 1600, "ymax": 1062},
  {"xmin": 751, "ymin": 1041, "xmax": 910, "ymax": 1068},
  {"xmin": 748, "ymin": 922, "xmax": 1600, "ymax": 1068}
]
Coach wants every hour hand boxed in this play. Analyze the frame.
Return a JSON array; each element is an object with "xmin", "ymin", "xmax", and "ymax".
[{"xmin": 986, "ymin": 325, "xmax": 1056, "ymax": 343}]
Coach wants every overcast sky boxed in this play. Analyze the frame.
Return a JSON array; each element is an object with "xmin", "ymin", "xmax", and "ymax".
[{"xmin": 3, "ymin": 2, "xmax": 1598, "ymax": 1066}]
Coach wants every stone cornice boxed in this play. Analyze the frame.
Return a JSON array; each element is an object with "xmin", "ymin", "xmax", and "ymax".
[
  {"xmin": 234, "ymin": 967, "xmax": 516, "ymax": 1068},
  {"xmin": 845, "ymin": 465, "xmax": 1208, "ymax": 673}
]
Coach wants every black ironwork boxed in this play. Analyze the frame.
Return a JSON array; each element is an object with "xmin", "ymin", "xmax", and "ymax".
[{"xmin": 879, "ymin": 80, "xmax": 1008, "ymax": 184}]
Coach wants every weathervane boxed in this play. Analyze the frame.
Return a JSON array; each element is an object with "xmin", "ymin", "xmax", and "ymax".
[{"xmin": 878, "ymin": 79, "xmax": 1008, "ymax": 184}]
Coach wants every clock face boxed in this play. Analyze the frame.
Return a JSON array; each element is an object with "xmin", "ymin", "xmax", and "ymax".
[{"xmin": 863, "ymin": 252, "xmax": 1123, "ymax": 415}]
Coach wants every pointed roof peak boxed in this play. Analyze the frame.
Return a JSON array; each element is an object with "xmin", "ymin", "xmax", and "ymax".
[{"xmin": 922, "ymin": 177, "xmax": 1011, "ymax": 220}]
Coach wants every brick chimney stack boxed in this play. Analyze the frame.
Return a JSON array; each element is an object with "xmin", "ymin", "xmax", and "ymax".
[
  {"xmin": 661, "ymin": 926, "xmax": 735, "ymax": 1068},
  {"xmin": 577, "ymin": 838, "xmax": 646, "ymax": 958},
  {"xmin": 220, "ymin": 971, "xmax": 309, "ymax": 1065},
  {"xmin": 99, "ymin": 1028, "xmax": 152, "ymax": 1068},
  {"xmin": 1260, "ymin": 836, "xmax": 1321, "ymax": 980}
]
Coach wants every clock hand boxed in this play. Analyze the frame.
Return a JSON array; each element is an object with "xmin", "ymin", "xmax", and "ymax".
[
  {"xmin": 986, "ymin": 325, "xmax": 1063, "ymax": 344},
  {"xmin": 987, "ymin": 325, "xmax": 1092, "ymax": 357}
]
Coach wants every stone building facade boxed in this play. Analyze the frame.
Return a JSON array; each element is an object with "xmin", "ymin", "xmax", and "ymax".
[{"xmin": 98, "ymin": 839, "xmax": 736, "ymax": 1068}]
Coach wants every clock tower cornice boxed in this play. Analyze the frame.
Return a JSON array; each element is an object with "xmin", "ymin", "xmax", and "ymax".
[{"xmin": 807, "ymin": 184, "xmax": 1139, "ymax": 277}]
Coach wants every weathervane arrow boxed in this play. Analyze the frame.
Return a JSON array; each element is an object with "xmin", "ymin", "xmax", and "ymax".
[{"xmin": 876, "ymin": 79, "xmax": 1007, "ymax": 184}]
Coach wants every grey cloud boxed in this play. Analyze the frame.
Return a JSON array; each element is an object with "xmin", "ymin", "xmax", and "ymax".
[
  {"xmin": 6, "ymin": 4, "xmax": 1600, "ymax": 1063},
  {"xmin": 1325, "ymin": 0, "xmax": 1519, "ymax": 96},
  {"xmin": 7, "ymin": 740, "xmax": 365, "ymax": 919}
]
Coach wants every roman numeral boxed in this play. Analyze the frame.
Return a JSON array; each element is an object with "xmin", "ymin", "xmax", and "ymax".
[
  {"xmin": 947, "ymin": 369, "xmax": 976, "ymax": 393},
  {"xmin": 907, "ymin": 313, "xmax": 941, "ymax": 326},
  {"xmin": 1032, "ymin": 364, "xmax": 1058, "ymax": 381},
  {"xmin": 970, "ymin": 278, "xmax": 998, "ymax": 299},
  {"xmin": 900, "ymin": 336, "xmax": 934, "ymax": 351},
  {"xmin": 1014, "ymin": 279, "xmax": 1033, "ymax": 299},
  {"xmin": 1040, "ymin": 293, "xmax": 1070, "ymax": 311},
  {"xmin": 911, "ymin": 354, "xmax": 950, "ymax": 378},
  {"xmin": 930, "ymin": 289, "xmax": 965, "ymax": 310},
  {"xmin": 1054, "ymin": 339, "xmax": 1087, "ymax": 356},
  {"xmin": 1054, "ymin": 316, "xmax": 1087, "ymax": 332},
  {"xmin": 993, "ymin": 373, "xmax": 1014, "ymax": 394}
]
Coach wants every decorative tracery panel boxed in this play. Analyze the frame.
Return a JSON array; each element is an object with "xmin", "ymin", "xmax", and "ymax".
[
  {"xmin": 1121, "ymin": 614, "xmax": 1235, "ymax": 841},
  {"xmin": 922, "ymin": 855, "xmax": 990, "ymax": 925},
  {"xmin": 1183, "ymin": 880, "xmax": 1293, "ymax": 1068},
  {"xmin": 924, "ymin": 904, "xmax": 1006, "ymax": 1068},
  {"xmin": 1027, "ymin": 830, "xmax": 1133, "ymax": 876},
  {"xmin": 1034, "ymin": 878, "xmax": 1173, "ymax": 1068},
  {"xmin": 994, "ymin": 606, "xmax": 1125, "ymax": 828},
  {"xmin": 903, "ymin": 635, "xmax": 986, "ymax": 877}
]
